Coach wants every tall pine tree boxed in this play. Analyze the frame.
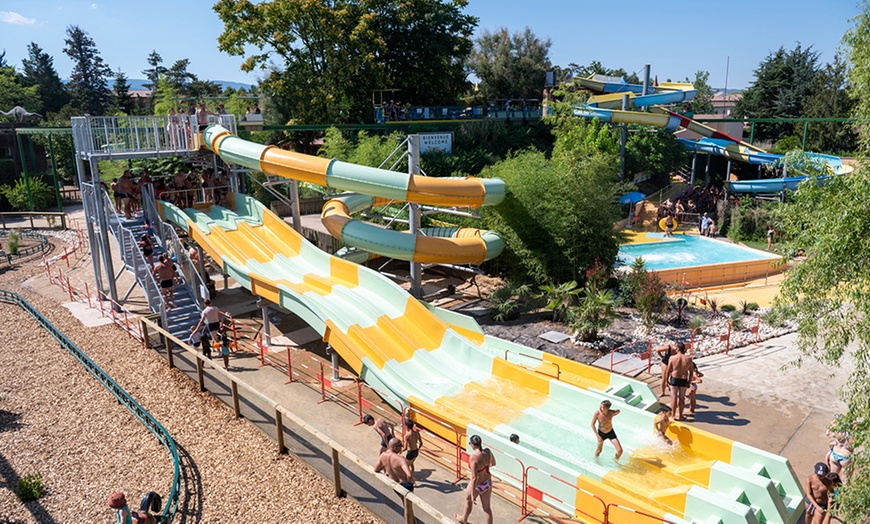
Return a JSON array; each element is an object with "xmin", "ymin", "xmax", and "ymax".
[
  {"xmin": 113, "ymin": 69, "xmax": 133, "ymax": 115},
  {"xmin": 142, "ymin": 50, "xmax": 166, "ymax": 91},
  {"xmin": 21, "ymin": 42, "xmax": 69, "ymax": 115},
  {"xmin": 63, "ymin": 25, "xmax": 113, "ymax": 115}
]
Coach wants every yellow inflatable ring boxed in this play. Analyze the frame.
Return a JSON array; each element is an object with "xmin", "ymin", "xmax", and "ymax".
[{"xmin": 659, "ymin": 217, "xmax": 678, "ymax": 231}]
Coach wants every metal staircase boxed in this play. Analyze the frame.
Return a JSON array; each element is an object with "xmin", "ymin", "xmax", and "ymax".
[{"xmin": 99, "ymin": 189, "xmax": 205, "ymax": 340}]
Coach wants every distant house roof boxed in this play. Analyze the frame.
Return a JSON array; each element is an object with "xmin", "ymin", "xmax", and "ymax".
[
  {"xmin": 712, "ymin": 91, "xmax": 742, "ymax": 103},
  {"xmin": 129, "ymin": 89, "xmax": 153, "ymax": 99}
]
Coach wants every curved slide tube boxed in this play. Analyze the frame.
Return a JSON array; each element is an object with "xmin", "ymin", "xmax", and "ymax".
[
  {"xmin": 159, "ymin": 189, "xmax": 804, "ymax": 524},
  {"xmin": 202, "ymin": 125, "xmax": 504, "ymax": 264}
]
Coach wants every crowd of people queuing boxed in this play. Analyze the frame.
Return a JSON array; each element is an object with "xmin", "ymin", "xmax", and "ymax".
[{"xmin": 656, "ymin": 184, "xmax": 724, "ymax": 236}]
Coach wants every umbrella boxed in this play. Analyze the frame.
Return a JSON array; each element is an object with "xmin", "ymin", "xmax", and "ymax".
[{"xmin": 619, "ymin": 191, "xmax": 645, "ymax": 205}]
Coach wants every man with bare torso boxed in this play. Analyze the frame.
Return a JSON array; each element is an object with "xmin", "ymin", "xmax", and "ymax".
[
  {"xmin": 196, "ymin": 103, "xmax": 214, "ymax": 131},
  {"xmin": 363, "ymin": 414, "xmax": 395, "ymax": 455},
  {"xmin": 117, "ymin": 170, "xmax": 136, "ymax": 220},
  {"xmin": 375, "ymin": 438, "xmax": 415, "ymax": 492},
  {"xmin": 665, "ymin": 342, "xmax": 693, "ymax": 421},
  {"xmin": 403, "ymin": 419, "xmax": 423, "ymax": 477},
  {"xmin": 805, "ymin": 462, "xmax": 833, "ymax": 524},
  {"xmin": 153, "ymin": 254, "xmax": 177, "ymax": 308},
  {"xmin": 592, "ymin": 400, "xmax": 623, "ymax": 460}
]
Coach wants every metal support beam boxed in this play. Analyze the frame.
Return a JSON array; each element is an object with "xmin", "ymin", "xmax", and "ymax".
[
  {"xmin": 690, "ymin": 153, "xmax": 697, "ymax": 186},
  {"xmin": 705, "ymin": 154, "xmax": 711, "ymax": 185},
  {"xmin": 91, "ymin": 157, "xmax": 120, "ymax": 307},
  {"xmin": 620, "ymin": 94, "xmax": 629, "ymax": 180},
  {"xmin": 259, "ymin": 298, "xmax": 271, "ymax": 346},
  {"xmin": 407, "ymin": 135, "xmax": 423, "ymax": 298},
  {"xmin": 48, "ymin": 135, "xmax": 63, "ymax": 212},
  {"xmin": 642, "ymin": 64, "xmax": 651, "ymax": 95},
  {"xmin": 289, "ymin": 179, "xmax": 302, "ymax": 232}
]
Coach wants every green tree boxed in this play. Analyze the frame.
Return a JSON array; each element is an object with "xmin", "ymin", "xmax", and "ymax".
[
  {"xmin": 373, "ymin": 0, "xmax": 476, "ymax": 106},
  {"xmin": 166, "ymin": 58, "xmax": 196, "ymax": 94},
  {"xmin": 467, "ymin": 27, "xmax": 551, "ymax": 103},
  {"xmin": 152, "ymin": 75, "xmax": 181, "ymax": 115},
  {"xmin": 681, "ymin": 70, "xmax": 714, "ymax": 114},
  {"xmin": 142, "ymin": 50, "xmax": 166, "ymax": 91},
  {"xmin": 482, "ymin": 117, "xmax": 623, "ymax": 285},
  {"xmin": 733, "ymin": 44, "xmax": 820, "ymax": 142},
  {"xmin": 62, "ymin": 25, "xmax": 113, "ymax": 115},
  {"xmin": 113, "ymin": 69, "xmax": 133, "ymax": 114},
  {"xmin": 20, "ymin": 42, "xmax": 69, "ymax": 114},
  {"xmin": 772, "ymin": 4, "xmax": 870, "ymax": 519},
  {"xmin": 567, "ymin": 61, "xmax": 640, "ymax": 84},
  {"xmin": 803, "ymin": 55, "xmax": 857, "ymax": 154},
  {"xmin": 625, "ymin": 129, "xmax": 690, "ymax": 184},
  {"xmin": 0, "ymin": 66, "xmax": 42, "ymax": 114},
  {"xmin": 214, "ymin": 0, "xmax": 476, "ymax": 124}
]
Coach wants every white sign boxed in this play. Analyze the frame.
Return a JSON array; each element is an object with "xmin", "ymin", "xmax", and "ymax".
[{"xmin": 419, "ymin": 132, "xmax": 453, "ymax": 154}]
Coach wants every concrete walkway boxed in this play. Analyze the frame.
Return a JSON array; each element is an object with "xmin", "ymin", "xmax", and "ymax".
[{"xmin": 690, "ymin": 332, "xmax": 849, "ymax": 481}]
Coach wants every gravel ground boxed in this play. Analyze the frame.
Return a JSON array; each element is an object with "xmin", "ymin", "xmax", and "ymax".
[{"xmin": 0, "ymin": 242, "xmax": 379, "ymax": 523}]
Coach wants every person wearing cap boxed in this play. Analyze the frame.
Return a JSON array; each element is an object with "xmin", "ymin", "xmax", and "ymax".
[{"xmin": 805, "ymin": 462, "xmax": 833, "ymax": 524}]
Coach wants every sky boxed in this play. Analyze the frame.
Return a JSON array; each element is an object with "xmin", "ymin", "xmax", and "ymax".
[{"xmin": 0, "ymin": 0, "xmax": 861, "ymax": 91}]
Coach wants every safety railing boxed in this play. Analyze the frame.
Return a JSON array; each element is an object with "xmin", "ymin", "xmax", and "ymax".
[
  {"xmin": 0, "ymin": 290, "xmax": 181, "ymax": 522},
  {"xmin": 137, "ymin": 316, "xmax": 456, "ymax": 524},
  {"xmin": 523, "ymin": 464, "xmax": 603, "ymax": 523},
  {"xmin": 606, "ymin": 313, "xmax": 766, "ymax": 377},
  {"xmin": 503, "ymin": 349, "xmax": 561, "ymax": 380},
  {"xmin": 157, "ymin": 185, "xmax": 231, "ymax": 210},
  {"xmin": 71, "ymin": 115, "xmax": 237, "ymax": 158},
  {"xmin": 97, "ymin": 188, "xmax": 171, "ymax": 326},
  {"xmin": 0, "ymin": 230, "xmax": 51, "ymax": 263},
  {"xmin": 0, "ymin": 211, "xmax": 68, "ymax": 230}
]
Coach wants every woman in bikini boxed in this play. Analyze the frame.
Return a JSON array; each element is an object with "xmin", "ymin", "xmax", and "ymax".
[{"xmin": 456, "ymin": 434, "xmax": 496, "ymax": 524}]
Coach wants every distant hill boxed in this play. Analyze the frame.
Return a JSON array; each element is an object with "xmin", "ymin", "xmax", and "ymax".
[{"xmin": 126, "ymin": 78, "xmax": 253, "ymax": 91}]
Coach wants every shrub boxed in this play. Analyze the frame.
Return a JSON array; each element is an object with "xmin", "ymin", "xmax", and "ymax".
[
  {"xmin": 537, "ymin": 281, "xmax": 583, "ymax": 322},
  {"xmin": 720, "ymin": 304, "xmax": 737, "ymax": 312},
  {"xmin": 488, "ymin": 282, "xmax": 535, "ymax": 322},
  {"xmin": 0, "ymin": 177, "xmax": 54, "ymax": 211},
  {"xmin": 14, "ymin": 472, "xmax": 44, "ymax": 502},
  {"xmin": 627, "ymin": 263, "xmax": 669, "ymax": 334},
  {"xmin": 571, "ymin": 288, "xmax": 620, "ymax": 342},
  {"xmin": 7, "ymin": 228, "xmax": 21, "ymax": 254},
  {"xmin": 740, "ymin": 300, "xmax": 760, "ymax": 314},
  {"xmin": 729, "ymin": 310, "xmax": 745, "ymax": 330},
  {"xmin": 687, "ymin": 315, "xmax": 706, "ymax": 334}
]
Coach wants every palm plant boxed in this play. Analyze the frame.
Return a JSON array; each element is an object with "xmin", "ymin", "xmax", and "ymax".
[
  {"xmin": 571, "ymin": 287, "xmax": 621, "ymax": 342},
  {"xmin": 537, "ymin": 280, "xmax": 583, "ymax": 323}
]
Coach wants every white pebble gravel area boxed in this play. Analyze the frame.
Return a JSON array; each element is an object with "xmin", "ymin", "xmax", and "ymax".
[{"xmin": 0, "ymin": 245, "xmax": 380, "ymax": 523}]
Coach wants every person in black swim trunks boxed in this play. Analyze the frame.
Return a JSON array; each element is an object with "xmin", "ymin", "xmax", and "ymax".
[
  {"xmin": 592, "ymin": 400, "xmax": 623, "ymax": 460},
  {"xmin": 375, "ymin": 438, "xmax": 415, "ymax": 493},
  {"xmin": 403, "ymin": 419, "xmax": 422, "ymax": 477},
  {"xmin": 665, "ymin": 342, "xmax": 694, "ymax": 421},
  {"xmin": 363, "ymin": 414, "xmax": 395, "ymax": 455}
]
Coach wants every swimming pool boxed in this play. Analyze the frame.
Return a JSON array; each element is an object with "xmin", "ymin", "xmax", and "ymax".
[{"xmin": 617, "ymin": 234, "xmax": 780, "ymax": 271}]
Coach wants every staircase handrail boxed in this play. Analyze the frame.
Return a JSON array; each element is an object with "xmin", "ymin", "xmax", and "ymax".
[
  {"xmin": 98, "ymin": 189, "xmax": 169, "ymax": 326},
  {"xmin": 141, "ymin": 187, "xmax": 208, "ymax": 309}
]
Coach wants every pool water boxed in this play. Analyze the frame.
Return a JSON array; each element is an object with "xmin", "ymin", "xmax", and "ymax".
[{"xmin": 617, "ymin": 234, "xmax": 779, "ymax": 271}]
